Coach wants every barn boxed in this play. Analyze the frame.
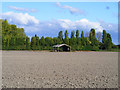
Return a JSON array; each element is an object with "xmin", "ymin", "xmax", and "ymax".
[{"xmin": 53, "ymin": 44, "xmax": 71, "ymax": 52}]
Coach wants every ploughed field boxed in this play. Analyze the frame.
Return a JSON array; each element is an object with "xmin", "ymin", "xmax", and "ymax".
[{"xmin": 2, "ymin": 51, "xmax": 118, "ymax": 88}]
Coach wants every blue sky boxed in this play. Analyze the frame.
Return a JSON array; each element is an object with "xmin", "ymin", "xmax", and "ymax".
[{"xmin": 1, "ymin": 2, "xmax": 118, "ymax": 44}]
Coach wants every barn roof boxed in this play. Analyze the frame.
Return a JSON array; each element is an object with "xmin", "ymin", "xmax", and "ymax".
[{"xmin": 53, "ymin": 44, "xmax": 71, "ymax": 48}]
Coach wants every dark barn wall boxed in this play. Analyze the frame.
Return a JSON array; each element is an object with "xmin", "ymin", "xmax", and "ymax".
[{"xmin": 61, "ymin": 45, "xmax": 70, "ymax": 51}]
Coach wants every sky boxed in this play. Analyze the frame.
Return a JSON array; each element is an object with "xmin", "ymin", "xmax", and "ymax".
[{"xmin": 1, "ymin": 2, "xmax": 119, "ymax": 44}]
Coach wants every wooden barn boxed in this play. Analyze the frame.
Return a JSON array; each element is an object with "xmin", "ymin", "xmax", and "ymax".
[{"xmin": 53, "ymin": 44, "xmax": 71, "ymax": 52}]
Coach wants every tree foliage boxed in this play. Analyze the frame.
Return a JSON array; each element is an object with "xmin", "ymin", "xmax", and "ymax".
[
  {"xmin": 2, "ymin": 19, "xmax": 116, "ymax": 51},
  {"xmin": 64, "ymin": 30, "xmax": 69, "ymax": 45},
  {"xmin": 58, "ymin": 31, "xmax": 63, "ymax": 44},
  {"xmin": 2, "ymin": 19, "xmax": 27, "ymax": 50}
]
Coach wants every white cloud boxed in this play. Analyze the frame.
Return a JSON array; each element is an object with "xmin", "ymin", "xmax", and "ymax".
[
  {"xmin": 108, "ymin": 24, "xmax": 112, "ymax": 28},
  {"xmin": 1, "ymin": 12, "xmax": 39, "ymax": 25},
  {"xmin": 8, "ymin": 6, "xmax": 37, "ymax": 13},
  {"xmin": 56, "ymin": 2, "xmax": 86, "ymax": 15},
  {"xmin": 20, "ymin": 18, "xmax": 104, "ymax": 38},
  {"xmin": 1, "ymin": 11, "xmax": 118, "ymax": 44},
  {"xmin": 98, "ymin": 20, "xmax": 118, "ymax": 32},
  {"xmin": 58, "ymin": 19, "xmax": 103, "ymax": 32},
  {"xmin": 58, "ymin": 19, "xmax": 75, "ymax": 29},
  {"xmin": 2, "ymin": 11, "xmax": 116, "ymax": 37},
  {"xmin": 1, "ymin": 11, "xmax": 103, "ymax": 33}
]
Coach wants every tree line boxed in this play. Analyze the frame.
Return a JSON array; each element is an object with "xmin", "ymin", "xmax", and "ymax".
[{"xmin": 1, "ymin": 19, "xmax": 117, "ymax": 51}]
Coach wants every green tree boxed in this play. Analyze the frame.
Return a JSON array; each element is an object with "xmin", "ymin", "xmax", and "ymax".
[
  {"xmin": 2, "ymin": 36, "xmax": 7, "ymax": 49},
  {"xmin": 2, "ymin": 19, "xmax": 27, "ymax": 50},
  {"xmin": 64, "ymin": 30, "xmax": 69, "ymax": 45},
  {"xmin": 75, "ymin": 30, "xmax": 81, "ymax": 50},
  {"xmin": 58, "ymin": 31, "xmax": 63, "ymax": 44},
  {"xmin": 76, "ymin": 30, "xmax": 79, "ymax": 38},
  {"xmin": 44, "ymin": 37, "xmax": 54, "ymax": 50},
  {"xmin": 9, "ymin": 37, "xmax": 16, "ymax": 49},
  {"xmin": 76, "ymin": 37, "xmax": 82, "ymax": 50},
  {"xmin": 26, "ymin": 37, "xmax": 30, "ymax": 50},
  {"xmin": 71, "ymin": 31, "xmax": 74, "ymax": 38},
  {"xmin": 31, "ymin": 36, "xmax": 36, "ymax": 50},
  {"xmin": 102, "ymin": 30, "xmax": 107, "ymax": 44},
  {"xmin": 81, "ymin": 31, "xmax": 84, "ymax": 39},
  {"xmin": 89, "ymin": 29, "xmax": 99, "ymax": 50},
  {"xmin": 53, "ymin": 37, "xmax": 59, "ymax": 45},
  {"xmin": 81, "ymin": 31, "xmax": 86, "ymax": 47},
  {"xmin": 90, "ymin": 29, "xmax": 98, "ymax": 46},
  {"xmin": 15, "ymin": 37, "xmax": 26, "ymax": 50},
  {"xmin": 89, "ymin": 31, "xmax": 92, "ymax": 41},
  {"xmin": 2, "ymin": 19, "xmax": 11, "ymax": 34},
  {"xmin": 30, "ymin": 35, "xmax": 40, "ymax": 50},
  {"xmin": 106, "ymin": 33, "xmax": 112, "ymax": 50},
  {"xmin": 70, "ymin": 31, "xmax": 76, "ymax": 50},
  {"xmin": 35, "ymin": 34, "xmax": 39, "ymax": 50},
  {"xmin": 102, "ymin": 30, "xmax": 107, "ymax": 49},
  {"xmin": 39, "ymin": 36, "xmax": 45, "ymax": 49},
  {"xmin": 1, "ymin": 19, "xmax": 114, "ymax": 51},
  {"xmin": 6, "ymin": 38, "xmax": 9, "ymax": 49}
]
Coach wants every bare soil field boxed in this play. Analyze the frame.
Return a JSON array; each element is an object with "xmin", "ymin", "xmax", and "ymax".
[{"xmin": 2, "ymin": 51, "xmax": 118, "ymax": 88}]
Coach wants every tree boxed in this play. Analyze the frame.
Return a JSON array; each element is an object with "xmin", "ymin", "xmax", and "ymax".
[
  {"xmin": 58, "ymin": 31, "xmax": 63, "ymax": 44},
  {"xmin": 26, "ymin": 37, "xmax": 30, "ymax": 50},
  {"xmin": 17, "ymin": 28, "xmax": 26, "ymax": 37},
  {"xmin": 39, "ymin": 36, "xmax": 45, "ymax": 49},
  {"xmin": 9, "ymin": 37, "xmax": 16, "ymax": 49},
  {"xmin": 107, "ymin": 33, "xmax": 112, "ymax": 41},
  {"xmin": 76, "ymin": 37, "xmax": 82, "ymax": 50},
  {"xmin": 84, "ymin": 37, "xmax": 91, "ymax": 46},
  {"xmin": 6, "ymin": 38, "xmax": 9, "ymax": 49},
  {"xmin": 76, "ymin": 30, "xmax": 79, "ymax": 38},
  {"xmin": 40, "ymin": 36, "xmax": 45, "ymax": 46},
  {"xmin": 30, "ymin": 34, "xmax": 40, "ymax": 50},
  {"xmin": 35, "ymin": 34, "xmax": 39, "ymax": 50},
  {"xmin": 64, "ymin": 30, "xmax": 69, "ymax": 45},
  {"xmin": 2, "ymin": 19, "xmax": 11, "ymax": 33},
  {"xmin": 88, "ymin": 29, "xmax": 99, "ymax": 50},
  {"xmin": 102, "ymin": 30, "xmax": 107, "ymax": 49},
  {"xmin": 2, "ymin": 36, "xmax": 7, "ymax": 49},
  {"xmin": 70, "ymin": 31, "xmax": 76, "ymax": 50},
  {"xmin": 90, "ymin": 29, "xmax": 98, "ymax": 46},
  {"xmin": 71, "ymin": 31, "xmax": 75, "ymax": 39},
  {"xmin": 2, "ymin": 19, "xmax": 114, "ymax": 51},
  {"xmin": 31, "ymin": 36, "xmax": 36, "ymax": 50},
  {"xmin": 106, "ymin": 33, "xmax": 112, "ymax": 50},
  {"xmin": 81, "ymin": 31, "xmax": 84, "ymax": 39},
  {"xmin": 44, "ymin": 37, "xmax": 54, "ymax": 50},
  {"xmin": 15, "ymin": 37, "xmax": 26, "ymax": 50},
  {"xmin": 89, "ymin": 31, "xmax": 92, "ymax": 41},
  {"xmin": 81, "ymin": 31, "xmax": 86, "ymax": 47},
  {"xmin": 75, "ymin": 30, "xmax": 82, "ymax": 50},
  {"xmin": 65, "ymin": 30, "xmax": 68, "ymax": 39},
  {"xmin": 91, "ymin": 29, "xmax": 95, "ymax": 37},
  {"xmin": 2, "ymin": 19, "xmax": 27, "ymax": 50},
  {"xmin": 102, "ymin": 30, "xmax": 107, "ymax": 44},
  {"xmin": 53, "ymin": 37, "xmax": 58, "ymax": 45}
]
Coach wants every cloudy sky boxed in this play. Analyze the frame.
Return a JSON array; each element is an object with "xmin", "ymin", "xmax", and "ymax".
[{"xmin": 1, "ymin": 2, "xmax": 118, "ymax": 44}]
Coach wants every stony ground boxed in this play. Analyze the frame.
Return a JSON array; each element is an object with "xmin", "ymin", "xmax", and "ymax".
[{"xmin": 2, "ymin": 51, "xmax": 118, "ymax": 88}]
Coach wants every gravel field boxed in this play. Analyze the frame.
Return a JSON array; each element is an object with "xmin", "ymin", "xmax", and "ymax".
[{"xmin": 2, "ymin": 51, "xmax": 118, "ymax": 88}]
